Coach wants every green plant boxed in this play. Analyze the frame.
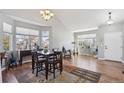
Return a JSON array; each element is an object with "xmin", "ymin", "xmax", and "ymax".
[{"xmin": 44, "ymin": 48, "xmax": 48, "ymax": 53}]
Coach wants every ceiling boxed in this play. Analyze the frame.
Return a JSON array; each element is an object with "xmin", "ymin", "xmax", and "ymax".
[{"xmin": 1, "ymin": 9, "xmax": 124, "ymax": 32}]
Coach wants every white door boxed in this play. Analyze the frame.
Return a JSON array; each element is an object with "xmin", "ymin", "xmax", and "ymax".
[{"xmin": 104, "ymin": 32, "xmax": 122, "ymax": 62}]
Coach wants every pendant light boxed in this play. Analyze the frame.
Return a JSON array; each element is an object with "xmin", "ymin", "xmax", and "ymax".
[{"xmin": 107, "ymin": 12, "xmax": 114, "ymax": 25}]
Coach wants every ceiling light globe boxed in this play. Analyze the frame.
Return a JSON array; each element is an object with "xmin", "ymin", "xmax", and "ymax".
[
  {"xmin": 107, "ymin": 20, "xmax": 114, "ymax": 25},
  {"xmin": 45, "ymin": 10, "xmax": 50, "ymax": 14},
  {"xmin": 50, "ymin": 13, "xmax": 54, "ymax": 17},
  {"xmin": 40, "ymin": 11, "xmax": 44, "ymax": 14}
]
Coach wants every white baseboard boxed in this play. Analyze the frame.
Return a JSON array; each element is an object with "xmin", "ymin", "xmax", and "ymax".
[
  {"xmin": 98, "ymin": 57, "xmax": 105, "ymax": 60},
  {"xmin": 98, "ymin": 57, "xmax": 123, "ymax": 61}
]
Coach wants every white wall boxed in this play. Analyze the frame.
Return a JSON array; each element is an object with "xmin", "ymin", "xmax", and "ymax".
[
  {"xmin": 0, "ymin": 17, "xmax": 2, "ymax": 83},
  {"xmin": 122, "ymin": 24, "xmax": 124, "ymax": 62},
  {"xmin": 48, "ymin": 16, "xmax": 73, "ymax": 50},
  {"xmin": 0, "ymin": 17, "xmax": 3, "ymax": 52}
]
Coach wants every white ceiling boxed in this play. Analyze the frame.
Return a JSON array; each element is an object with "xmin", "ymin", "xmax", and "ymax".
[
  {"xmin": 53, "ymin": 9, "xmax": 124, "ymax": 32},
  {"xmin": 1, "ymin": 9, "xmax": 124, "ymax": 32}
]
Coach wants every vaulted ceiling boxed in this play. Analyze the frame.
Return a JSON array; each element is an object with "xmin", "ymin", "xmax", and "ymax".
[{"xmin": 1, "ymin": 9, "xmax": 124, "ymax": 32}]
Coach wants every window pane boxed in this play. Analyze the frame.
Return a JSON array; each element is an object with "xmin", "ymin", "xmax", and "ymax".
[
  {"xmin": 3, "ymin": 33, "xmax": 12, "ymax": 51},
  {"xmin": 16, "ymin": 27, "xmax": 39, "ymax": 35},
  {"xmin": 3, "ymin": 23, "xmax": 12, "ymax": 51},
  {"xmin": 42, "ymin": 31, "xmax": 49, "ymax": 48},
  {"xmin": 42, "ymin": 31, "xmax": 49, "ymax": 37},
  {"xmin": 16, "ymin": 35, "xmax": 40, "ymax": 50},
  {"xmin": 42, "ymin": 36, "xmax": 49, "ymax": 48},
  {"xmin": 3, "ymin": 22, "xmax": 12, "ymax": 33},
  {"xmin": 30, "ymin": 36, "xmax": 39, "ymax": 50},
  {"xmin": 16, "ymin": 35, "xmax": 29, "ymax": 50}
]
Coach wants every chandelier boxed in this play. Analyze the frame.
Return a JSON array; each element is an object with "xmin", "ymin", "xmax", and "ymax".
[
  {"xmin": 40, "ymin": 9, "xmax": 54, "ymax": 21},
  {"xmin": 106, "ymin": 12, "xmax": 114, "ymax": 25}
]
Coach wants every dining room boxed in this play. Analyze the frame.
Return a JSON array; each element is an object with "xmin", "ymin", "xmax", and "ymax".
[
  {"xmin": 0, "ymin": 10, "xmax": 102, "ymax": 83},
  {"xmin": 0, "ymin": 9, "xmax": 124, "ymax": 83}
]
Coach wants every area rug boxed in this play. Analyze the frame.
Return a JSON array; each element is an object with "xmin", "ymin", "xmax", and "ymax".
[
  {"xmin": 70, "ymin": 68, "xmax": 101, "ymax": 83},
  {"xmin": 15, "ymin": 66, "xmax": 101, "ymax": 83}
]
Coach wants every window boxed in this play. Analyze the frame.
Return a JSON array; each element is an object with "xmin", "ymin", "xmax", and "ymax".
[
  {"xmin": 30, "ymin": 36, "xmax": 39, "ymax": 50},
  {"xmin": 16, "ymin": 27, "xmax": 39, "ymax": 35},
  {"xmin": 3, "ymin": 22, "xmax": 12, "ymax": 51},
  {"xmin": 16, "ymin": 35, "xmax": 29, "ymax": 50},
  {"xmin": 16, "ymin": 27, "xmax": 39, "ymax": 50},
  {"xmin": 42, "ymin": 31, "xmax": 49, "ymax": 49},
  {"xmin": 3, "ymin": 22, "xmax": 12, "ymax": 33},
  {"xmin": 78, "ymin": 34, "xmax": 96, "ymax": 48}
]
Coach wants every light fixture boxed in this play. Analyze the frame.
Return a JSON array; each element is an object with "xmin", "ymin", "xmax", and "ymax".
[
  {"xmin": 40, "ymin": 9, "xmax": 54, "ymax": 21},
  {"xmin": 107, "ymin": 12, "xmax": 114, "ymax": 25}
]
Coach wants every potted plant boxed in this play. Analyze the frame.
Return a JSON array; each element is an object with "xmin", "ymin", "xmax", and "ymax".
[{"xmin": 43, "ymin": 45, "xmax": 48, "ymax": 53}]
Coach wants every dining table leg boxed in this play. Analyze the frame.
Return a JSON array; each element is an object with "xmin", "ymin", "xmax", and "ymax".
[
  {"xmin": 46, "ymin": 63, "xmax": 48, "ymax": 80},
  {"xmin": 45, "ymin": 57, "xmax": 48, "ymax": 80}
]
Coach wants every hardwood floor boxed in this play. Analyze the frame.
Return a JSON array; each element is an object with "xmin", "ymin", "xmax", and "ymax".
[
  {"xmin": 2, "ymin": 55, "xmax": 124, "ymax": 83},
  {"xmin": 65, "ymin": 55, "xmax": 124, "ymax": 82}
]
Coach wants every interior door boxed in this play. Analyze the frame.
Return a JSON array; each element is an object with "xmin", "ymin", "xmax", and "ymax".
[{"xmin": 104, "ymin": 32, "xmax": 122, "ymax": 62}]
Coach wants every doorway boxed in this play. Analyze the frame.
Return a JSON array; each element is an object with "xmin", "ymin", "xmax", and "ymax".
[{"xmin": 78, "ymin": 34, "xmax": 97, "ymax": 56}]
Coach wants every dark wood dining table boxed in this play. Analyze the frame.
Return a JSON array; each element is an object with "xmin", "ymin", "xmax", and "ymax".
[
  {"xmin": 37, "ymin": 50, "xmax": 63, "ymax": 80},
  {"xmin": 37, "ymin": 51, "xmax": 55, "ymax": 80}
]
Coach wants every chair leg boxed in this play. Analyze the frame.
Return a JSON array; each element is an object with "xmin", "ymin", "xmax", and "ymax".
[
  {"xmin": 60, "ymin": 63, "xmax": 62, "ymax": 74},
  {"xmin": 36, "ymin": 63, "xmax": 38, "ymax": 76},
  {"xmin": 32, "ymin": 62, "xmax": 34, "ymax": 73},
  {"xmin": 32, "ymin": 66, "xmax": 35, "ymax": 73},
  {"xmin": 15, "ymin": 63, "xmax": 17, "ymax": 67},
  {"xmin": 40, "ymin": 63, "xmax": 42, "ymax": 70},
  {"xmin": 53, "ymin": 64, "xmax": 55, "ymax": 79},
  {"xmin": 32, "ymin": 69, "xmax": 34, "ymax": 73},
  {"xmin": 36, "ymin": 67, "xmax": 38, "ymax": 76},
  {"xmin": 50, "ymin": 64, "xmax": 52, "ymax": 70},
  {"xmin": 49, "ymin": 64, "xmax": 51, "ymax": 70},
  {"xmin": 45, "ymin": 63, "xmax": 48, "ymax": 80}
]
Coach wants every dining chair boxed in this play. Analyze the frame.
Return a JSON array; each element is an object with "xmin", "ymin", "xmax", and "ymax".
[
  {"xmin": 31, "ymin": 51, "xmax": 46, "ymax": 76},
  {"xmin": 47, "ymin": 51, "xmax": 63, "ymax": 79},
  {"xmin": 54, "ymin": 51, "xmax": 63, "ymax": 74},
  {"xmin": 62, "ymin": 46, "xmax": 71, "ymax": 58}
]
